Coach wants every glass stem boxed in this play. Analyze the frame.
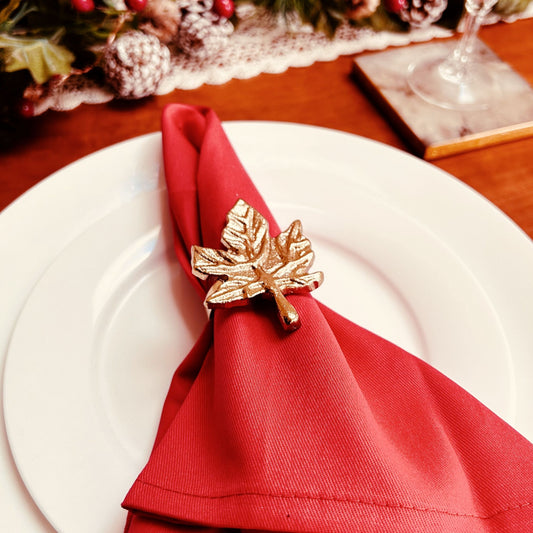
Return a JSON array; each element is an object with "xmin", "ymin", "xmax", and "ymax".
[
  {"xmin": 452, "ymin": 12, "xmax": 481, "ymax": 65},
  {"xmin": 440, "ymin": 11, "xmax": 482, "ymax": 82}
]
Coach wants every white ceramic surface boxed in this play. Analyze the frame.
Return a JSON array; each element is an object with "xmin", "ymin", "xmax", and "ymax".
[{"xmin": 2, "ymin": 123, "xmax": 533, "ymax": 532}]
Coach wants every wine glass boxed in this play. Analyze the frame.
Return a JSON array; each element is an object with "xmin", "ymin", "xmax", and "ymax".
[{"xmin": 407, "ymin": 0, "xmax": 501, "ymax": 110}]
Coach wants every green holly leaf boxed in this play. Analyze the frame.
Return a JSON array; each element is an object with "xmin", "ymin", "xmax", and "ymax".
[{"xmin": 0, "ymin": 33, "xmax": 75, "ymax": 84}]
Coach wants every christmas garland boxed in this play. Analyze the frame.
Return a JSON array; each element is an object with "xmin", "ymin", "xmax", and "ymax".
[{"xmin": 0, "ymin": 0, "xmax": 531, "ymax": 125}]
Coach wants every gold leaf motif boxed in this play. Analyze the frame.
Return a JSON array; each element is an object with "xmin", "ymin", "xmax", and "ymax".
[{"xmin": 191, "ymin": 199, "xmax": 323, "ymax": 331}]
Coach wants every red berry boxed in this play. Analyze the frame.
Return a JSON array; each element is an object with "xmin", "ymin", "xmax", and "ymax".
[
  {"xmin": 213, "ymin": 0, "xmax": 234, "ymax": 18},
  {"xmin": 126, "ymin": 0, "xmax": 148, "ymax": 11},
  {"xmin": 18, "ymin": 99, "xmax": 34, "ymax": 119},
  {"xmin": 71, "ymin": 0, "xmax": 95, "ymax": 12},
  {"xmin": 384, "ymin": 0, "xmax": 407, "ymax": 13}
]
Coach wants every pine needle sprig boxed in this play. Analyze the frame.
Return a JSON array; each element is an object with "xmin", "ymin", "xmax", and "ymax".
[{"xmin": 243, "ymin": 0, "xmax": 349, "ymax": 36}]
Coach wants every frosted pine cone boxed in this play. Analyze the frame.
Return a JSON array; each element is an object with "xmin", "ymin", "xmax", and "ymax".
[
  {"xmin": 399, "ymin": 0, "xmax": 448, "ymax": 27},
  {"xmin": 177, "ymin": 0, "xmax": 233, "ymax": 60},
  {"xmin": 102, "ymin": 31, "xmax": 171, "ymax": 99},
  {"xmin": 180, "ymin": 0, "xmax": 215, "ymax": 13},
  {"xmin": 138, "ymin": 0, "xmax": 182, "ymax": 43}
]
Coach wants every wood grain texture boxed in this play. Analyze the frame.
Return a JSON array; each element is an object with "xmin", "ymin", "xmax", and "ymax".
[{"xmin": 1, "ymin": 18, "xmax": 532, "ymax": 239}]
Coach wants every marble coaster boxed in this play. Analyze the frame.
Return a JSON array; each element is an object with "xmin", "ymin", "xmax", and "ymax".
[{"xmin": 352, "ymin": 40, "xmax": 533, "ymax": 159}]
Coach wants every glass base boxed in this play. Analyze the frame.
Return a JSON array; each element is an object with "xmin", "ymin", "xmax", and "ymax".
[{"xmin": 407, "ymin": 51, "xmax": 502, "ymax": 111}]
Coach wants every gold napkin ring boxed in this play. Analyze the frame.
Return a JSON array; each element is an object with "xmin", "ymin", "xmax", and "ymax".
[{"xmin": 191, "ymin": 199, "xmax": 323, "ymax": 331}]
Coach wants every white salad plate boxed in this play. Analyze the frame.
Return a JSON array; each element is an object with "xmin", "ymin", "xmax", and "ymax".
[{"xmin": 2, "ymin": 122, "xmax": 533, "ymax": 532}]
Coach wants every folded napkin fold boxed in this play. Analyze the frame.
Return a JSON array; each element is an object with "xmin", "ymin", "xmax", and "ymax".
[{"xmin": 122, "ymin": 104, "xmax": 533, "ymax": 532}]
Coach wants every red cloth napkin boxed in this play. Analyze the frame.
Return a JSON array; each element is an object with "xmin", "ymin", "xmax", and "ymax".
[{"xmin": 122, "ymin": 104, "xmax": 533, "ymax": 532}]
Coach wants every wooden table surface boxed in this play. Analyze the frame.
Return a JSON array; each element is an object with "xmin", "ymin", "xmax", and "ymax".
[{"xmin": 1, "ymin": 18, "xmax": 533, "ymax": 239}]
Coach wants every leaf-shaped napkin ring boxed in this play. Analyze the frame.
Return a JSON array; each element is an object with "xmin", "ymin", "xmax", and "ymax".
[{"xmin": 191, "ymin": 199, "xmax": 324, "ymax": 331}]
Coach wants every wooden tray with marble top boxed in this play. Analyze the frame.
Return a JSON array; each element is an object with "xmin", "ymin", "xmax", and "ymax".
[{"xmin": 352, "ymin": 40, "xmax": 533, "ymax": 160}]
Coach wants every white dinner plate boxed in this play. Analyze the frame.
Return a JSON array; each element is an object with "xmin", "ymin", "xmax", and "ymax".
[{"xmin": 2, "ymin": 123, "xmax": 533, "ymax": 533}]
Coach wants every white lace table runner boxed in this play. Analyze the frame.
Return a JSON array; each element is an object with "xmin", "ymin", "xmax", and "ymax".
[{"xmin": 34, "ymin": 4, "xmax": 532, "ymax": 115}]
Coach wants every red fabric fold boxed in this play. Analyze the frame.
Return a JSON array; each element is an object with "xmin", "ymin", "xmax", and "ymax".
[{"xmin": 122, "ymin": 104, "xmax": 533, "ymax": 532}]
